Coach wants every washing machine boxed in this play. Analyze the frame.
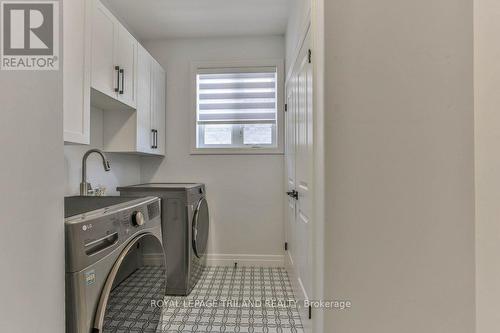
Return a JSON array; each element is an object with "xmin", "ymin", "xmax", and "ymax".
[
  {"xmin": 118, "ymin": 183, "xmax": 209, "ymax": 296},
  {"xmin": 65, "ymin": 196, "xmax": 166, "ymax": 333}
]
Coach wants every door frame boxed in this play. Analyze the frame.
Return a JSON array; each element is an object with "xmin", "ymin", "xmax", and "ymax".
[{"xmin": 311, "ymin": 0, "xmax": 325, "ymax": 331}]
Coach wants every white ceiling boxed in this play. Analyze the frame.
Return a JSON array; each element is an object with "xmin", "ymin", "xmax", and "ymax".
[{"xmin": 102, "ymin": 0, "xmax": 292, "ymax": 41}]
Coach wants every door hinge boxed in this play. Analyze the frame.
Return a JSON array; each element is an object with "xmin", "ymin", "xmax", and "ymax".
[
  {"xmin": 308, "ymin": 49, "xmax": 312, "ymax": 64},
  {"xmin": 285, "ymin": 242, "xmax": 288, "ymax": 251},
  {"xmin": 284, "ymin": 103, "xmax": 288, "ymax": 112},
  {"xmin": 308, "ymin": 305, "xmax": 312, "ymax": 319}
]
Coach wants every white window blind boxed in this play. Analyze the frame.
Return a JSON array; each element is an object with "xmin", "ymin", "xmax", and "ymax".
[{"xmin": 196, "ymin": 67, "xmax": 278, "ymax": 149}]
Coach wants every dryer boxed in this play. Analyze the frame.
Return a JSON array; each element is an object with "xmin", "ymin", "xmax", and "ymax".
[
  {"xmin": 118, "ymin": 183, "xmax": 209, "ymax": 296},
  {"xmin": 65, "ymin": 196, "xmax": 165, "ymax": 333}
]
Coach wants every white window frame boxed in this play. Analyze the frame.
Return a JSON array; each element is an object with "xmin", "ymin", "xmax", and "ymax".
[{"xmin": 190, "ymin": 59, "xmax": 285, "ymax": 155}]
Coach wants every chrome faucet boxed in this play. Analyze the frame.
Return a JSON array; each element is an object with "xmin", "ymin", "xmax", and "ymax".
[{"xmin": 80, "ymin": 149, "xmax": 111, "ymax": 196}]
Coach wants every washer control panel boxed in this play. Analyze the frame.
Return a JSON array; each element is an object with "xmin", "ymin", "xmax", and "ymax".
[{"xmin": 65, "ymin": 197, "xmax": 161, "ymax": 273}]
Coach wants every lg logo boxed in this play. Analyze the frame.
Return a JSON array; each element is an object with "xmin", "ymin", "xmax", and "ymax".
[
  {"xmin": 1, "ymin": 1, "xmax": 59, "ymax": 70},
  {"xmin": 82, "ymin": 224, "xmax": 93, "ymax": 232}
]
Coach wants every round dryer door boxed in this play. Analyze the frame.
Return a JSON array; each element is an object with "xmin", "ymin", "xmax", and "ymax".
[
  {"xmin": 93, "ymin": 233, "xmax": 166, "ymax": 333},
  {"xmin": 192, "ymin": 197, "xmax": 209, "ymax": 258}
]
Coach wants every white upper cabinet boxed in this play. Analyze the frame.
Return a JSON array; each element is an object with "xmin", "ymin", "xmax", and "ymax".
[
  {"xmin": 151, "ymin": 59, "xmax": 166, "ymax": 155},
  {"xmin": 64, "ymin": 0, "xmax": 165, "ymax": 155},
  {"xmin": 136, "ymin": 46, "xmax": 165, "ymax": 155},
  {"xmin": 117, "ymin": 26, "xmax": 137, "ymax": 108},
  {"xmin": 102, "ymin": 44, "xmax": 166, "ymax": 156},
  {"xmin": 136, "ymin": 44, "xmax": 153, "ymax": 153},
  {"xmin": 91, "ymin": 0, "xmax": 116, "ymax": 99},
  {"xmin": 91, "ymin": 0, "xmax": 137, "ymax": 110},
  {"xmin": 63, "ymin": 0, "xmax": 91, "ymax": 144}
]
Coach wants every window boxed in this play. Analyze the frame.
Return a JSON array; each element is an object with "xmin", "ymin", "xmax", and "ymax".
[{"xmin": 193, "ymin": 63, "xmax": 283, "ymax": 154}]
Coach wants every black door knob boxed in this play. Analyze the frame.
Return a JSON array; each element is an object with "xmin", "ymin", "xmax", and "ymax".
[{"xmin": 286, "ymin": 190, "xmax": 299, "ymax": 200}]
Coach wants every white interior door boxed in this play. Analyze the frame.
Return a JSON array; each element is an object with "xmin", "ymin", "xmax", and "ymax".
[
  {"xmin": 286, "ymin": 80, "xmax": 297, "ymax": 266},
  {"xmin": 285, "ymin": 30, "xmax": 313, "ymax": 325},
  {"xmin": 295, "ymin": 40, "xmax": 313, "ymax": 299}
]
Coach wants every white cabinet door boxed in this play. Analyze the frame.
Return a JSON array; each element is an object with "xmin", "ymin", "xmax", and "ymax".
[
  {"xmin": 136, "ymin": 44, "xmax": 153, "ymax": 153},
  {"xmin": 91, "ymin": 0, "xmax": 117, "ymax": 99},
  {"xmin": 64, "ymin": 0, "xmax": 91, "ymax": 144},
  {"xmin": 152, "ymin": 60, "xmax": 166, "ymax": 155},
  {"xmin": 116, "ymin": 25, "xmax": 137, "ymax": 108}
]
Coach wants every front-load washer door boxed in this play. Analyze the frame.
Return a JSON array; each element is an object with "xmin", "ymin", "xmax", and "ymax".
[
  {"xmin": 93, "ymin": 233, "xmax": 166, "ymax": 333},
  {"xmin": 192, "ymin": 197, "xmax": 209, "ymax": 258}
]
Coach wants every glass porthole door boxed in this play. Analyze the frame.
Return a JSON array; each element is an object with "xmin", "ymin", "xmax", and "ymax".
[
  {"xmin": 93, "ymin": 233, "xmax": 166, "ymax": 333},
  {"xmin": 192, "ymin": 197, "xmax": 209, "ymax": 258}
]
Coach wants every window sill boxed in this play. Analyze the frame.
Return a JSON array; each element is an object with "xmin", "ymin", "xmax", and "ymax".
[{"xmin": 190, "ymin": 148, "xmax": 284, "ymax": 155}]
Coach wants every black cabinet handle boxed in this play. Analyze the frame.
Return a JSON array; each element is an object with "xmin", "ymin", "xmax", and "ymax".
[
  {"xmin": 114, "ymin": 66, "xmax": 120, "ymax": 92},
  {"xmin": 119, "ymin": 68, "xmax": 124, "ymax": 95},
  {"xmin": 154, "ymin": 130, "xmax": 158, "ymax": 149},
  {"xmin": 151, "ymin": 129, "xmax": 156, "ymax": 149}
]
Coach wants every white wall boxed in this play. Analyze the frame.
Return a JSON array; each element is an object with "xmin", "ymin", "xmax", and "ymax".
[
  {"xmin": 323, "ymin": 0, "xmax": 475, "ymax": 332},
  {"xmin": 0, "ymin": 1, "xmax": 64, "ymax": 332},
  {"xmin": 64, "ymin": 107, "xmax": 141, "ymax": 196},
  {"xmin": 141, "ymin": 36, "xmax": 286, "ymax": 262},
  {"xmin": 474, "ymin": 1, "xmax": 500, "ymax": 331}
]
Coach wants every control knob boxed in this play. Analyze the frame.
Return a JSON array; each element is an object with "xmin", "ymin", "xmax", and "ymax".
[{"xmin": 132, "ymin": 211, "xmax": 145, "ymax": 227}]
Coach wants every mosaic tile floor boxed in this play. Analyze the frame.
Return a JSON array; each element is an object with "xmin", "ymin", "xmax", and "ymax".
[{"xmin": 160, "ymin": 266, "xmax": 304, "ymax": 333}]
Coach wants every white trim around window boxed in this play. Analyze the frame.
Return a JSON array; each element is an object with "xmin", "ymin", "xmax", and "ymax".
[{"xmin": 190, "ymin": 59, "xmax": 285, "ymax": 155}]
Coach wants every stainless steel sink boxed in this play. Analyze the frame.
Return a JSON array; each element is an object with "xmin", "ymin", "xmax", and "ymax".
[{"xmin": 64, "ymin": 196, "xmax": 142, "ymax": 218}]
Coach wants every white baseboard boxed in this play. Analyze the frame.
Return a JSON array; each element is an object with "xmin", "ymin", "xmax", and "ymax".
[
  {"xmin": 144, "ymin": 253, "xmax": 285, "ymax": 267},
  {"xmin": 207, "ymin": 254, "xmax": 285, "ymax": 267}
]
